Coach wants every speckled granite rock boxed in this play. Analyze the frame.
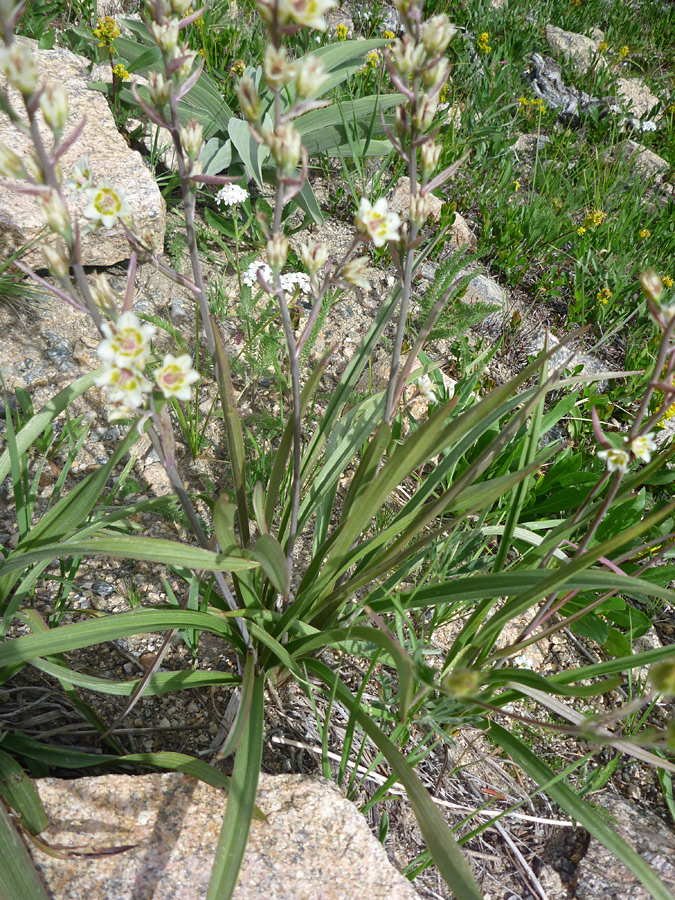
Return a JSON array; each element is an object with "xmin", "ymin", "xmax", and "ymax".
[
  {"xmin": 0, "ymin": 38, "xmax": 165, "ymax": 268},
  {"xmin": 615, "ymin": 78, "xmax": 660, "ymax": 121},
  {"xmin": 545, "ymin": 25, "xmax": 605, "ymax": 74},
  {"xmin": 29, "ymin": 772, "xmax": 421, "ymax": 900}
]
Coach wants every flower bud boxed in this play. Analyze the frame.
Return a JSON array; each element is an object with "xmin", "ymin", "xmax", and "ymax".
[
  {"xmin": 90, "ymin": 272, "xmax": 116, "ymax": 312},
  {"xmin": 147, "ymin": 71, "xmax": 170, "ymax": 107},
  {"xmin": 37, "ymin": 189, "xmax": 71, "ymax": 236},
  {"xmin": 41, "ymin": 241, "xmax": 69, "ymax": 279},
  {"xmin": 300, "ymin": 239, "xmax": 329, "ymax": 273},
  {"xmin": 264, "ymin": 44, "xmax": 294, "ymax": 90},
  {"xmin": 236, "ymin": 75, "xmax": 262, "ymax": 122},
  {"xmin": 180, "ymin": 119, "xmax": 203, "ymax": 160},
  {"xmin": 420, "ymin": 140, "xmax": 441, "ymax": 175},
  {"xmin": 640, "ymin": 268, "xmax": 663, "ymax": 303},
  {"xmin": 390, "ymin": 35, "xmax": 425, "ymax": 75},
  {"xmin": 266, "ymin": 234, "xmax": 288, "ymax": 270},
  {"xmin": 422, "ymin": 59, "xmax": 450, "ymax": 90},
  {"xmin": 267, "ymin": 122, "xmax": 302, "ymax": 172},
  {"xmin": 169, "ymin": 0, "xmax": 191, "ymax": 13},
  {"xmin": 295, "ymin": 54, "xmax": 328, "ymax": 98},
  {"xmin": 394, "ymin": 104, "xmax": 409, "ymax": 136},
  {"xmin": 0, "ymin": 141, "xmax": 25, "ymax": 178},
  {"xmin": 150, "ymin": 19, "xmax": 179, "ymax": 52},
  {"xmin": 409, "ymin": 192, "xmax": 432, "ymax": 227},
  {"xmin": 0, "ymin": 41, "xmax": 38, "ymax": 95},
  {"xmin": 442, "ymin": 668, "xmax": 481, "ymax": 697},
  {"xmin": 40, "ymin": 83, "xmax": 69, "ymax": 134},
  {"xmin": 342, "ymin": 256, "xmax": 370, "ymax": 290},
  {"xmin": 413, "ymin": 93, "xmax": 439, "ymax": 129},
  {"xmin": 650, "ymin": 660, "xmax": 675, "ymax": 696},
  {"xmin": 173, "ymin": 43, "xmax": 198, "ymax": 80},
  {"xmin": 421, "ymin": 14, "xmax": 457, "ymax": 56}
]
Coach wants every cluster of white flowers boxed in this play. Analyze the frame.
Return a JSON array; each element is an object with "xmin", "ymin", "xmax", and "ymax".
[
  {"xmin": 95, "ymin": 311, "xmax": 199, "ymax": 421},
  {"xmin": 242, "ymin": 260, "xmax": 311, "ymax": 294},
  {"xmin": 597, "ymin": 432, "xmax": 657, "ymax": 475},
  {"xmin": 215, "ymin": 184, "xmax": 250, "ymax": 207}
]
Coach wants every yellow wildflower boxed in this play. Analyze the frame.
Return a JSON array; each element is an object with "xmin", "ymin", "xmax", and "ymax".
[
  {"xmin": 597, "ymin": 287, "xmax": 612, "ymax": 304},
  {"xmin": 112, "ymin": 63, "xmax": 130, "ymax": 80},
  {"xmin": 598, "ymin": 42, "xmax": 608, "ymax": 53},
  {"xmin": 663, "ymin": 276, "xmax": 674, "ymax": 288},
  {"xmin": 618, "ymin": 45, "xmax": 629, "ymax": 59},
  {"xmin": 513, "ymin": 180, "xmax": 520, "ymax": 192},
  {"xmin": 93, "ymin": 16, "xmax": 120, "ymax": 47},
  {"xmin": 639, "ymin": 228, "xmax": 651, "ymax": 239},
  {"xmin": 336, "ymin": 23, "xmax": 348, "ymax": 40},
  {"xmin": 584, "ymin": 208, "xmax": 606, "ymax": 228},
  {"xmin": 577, "ymin": 226, "xmax": 586, "ymax": 236},
  {"xmin": 383, "ymin": 30, "xmax": 395, "ymax": 39},
  {"xmin": 477, "ymin": 31, "xmax": 491, "ymax": 53}
]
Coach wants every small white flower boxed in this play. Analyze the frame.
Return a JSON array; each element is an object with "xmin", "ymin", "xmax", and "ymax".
[
  {"xmin": 513, "ymin": 653, "xmax": 534, "ymax": 670},
  {"xmin": 261, "ymin": 0, "xmax": 337, "ymax": 31},
  {"xmin": 97, "ymin": 311, "xmax": 155, "ymax": 369},
  {"xmin": 264, "ymin": 44, "xmax": 294, "ymax": 90},
  {"xmin": 630, "ymin": 433, "xmax": 657, "ymax": 463},
  {"xmin": 215, "ymin": 183, "xmax": 250, "ymax": 207},
  {"xmin": 355, "ymin": 197, "xmax": 401, "ymax": 247},
  {"xmin": 83, "ymin": 181, "xmax": 131, "ymax": 229},
  {"xmin": 416, "ymin": 373, "xmax": 437, "ymax": 403},
  {"xmin": 300, "ymin": 239, "xmax": 329, "ymax": 273},
  {"xmin": 96, "ymin": 364, "xmax": 152, "ymax": 409},
  {"xmin": 155, "ymin": 353, "xmax": 200, "ymax": 401},
  {"xmin": 65, "ymin": 157, "xmax": 94, "ymax": 193},
  {"xmin": 598, "ymin": 447, "xmax": 630, "ymax": 474},
  {"xmin": 281, "ymin": 271, "xmax": 311, "ymax": 294},
  {"xmin": 342, "ymin": 256, "xmax": 370, "ymax": 290}
]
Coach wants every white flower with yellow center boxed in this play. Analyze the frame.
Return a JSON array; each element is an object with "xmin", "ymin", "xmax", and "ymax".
[
  {"xmin": 96, "ymin": 364, "xmax": 152, "ymax": 409},
  {"xmin": 97, "ymin": 312, "xmax": 155, "ymax": 369},
  {"xmin": 155, "ymin": 354, "xmax": 199, "ymax": 401},
  {"xmin": 65, "ymin": 157, "xmax": 94, "ymax": 193},
  {"xmin": 597, "ymin": 447, "xmax": 630, "ymax": 474},
  {"xmin": 355, "ymin": 197, "xmax": 401, "ymax": 247},
  {"xmin": 630, "ymin": 433, "xmax": 657, "ymax": 463},
  {"xmin": 84, "ymin": 181, "xmax": 131, "ymax": 229}
]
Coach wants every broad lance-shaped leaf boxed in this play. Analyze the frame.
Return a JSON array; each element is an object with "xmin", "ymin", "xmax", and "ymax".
[
  {"xmin": 0, "ymin": 536, "xmax": 259, "ymax": 577},
  {"xmin": 0, "ymin": 803, "xmax": 51, "ymax": 900},
  {"xmin": 0, "ymin": 748, "xmax": 47, "ymax": 834},
  {"xmin": 206, "ymin": 667, "xmax": 264, "ymax": 900},
  {"xmin": 252, "ymin": 533, "xmax": 290, "ymax": 597}
]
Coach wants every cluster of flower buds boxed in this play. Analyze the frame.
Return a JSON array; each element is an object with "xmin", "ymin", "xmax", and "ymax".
[{"xmin": 95, "ymin": 309, "xmax": 199, "ymax": 421}]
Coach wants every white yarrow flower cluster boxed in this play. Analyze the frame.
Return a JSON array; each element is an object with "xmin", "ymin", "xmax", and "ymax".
[
  {"xmin": 95, "ymin": 312, "xmax": 199, "ymax": 421},
  {"xmin": 242, "ymin": 260, "xmax": 311, "ymax": 294},
  {"xmin": 215, "ymin": 184, "xmax": 250, "ymax": 207}
]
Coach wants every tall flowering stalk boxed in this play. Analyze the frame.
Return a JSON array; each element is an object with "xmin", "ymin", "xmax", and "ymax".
[{"xmin": 0, "ymin": 0, "xmax": 251, "ymax": 649}]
